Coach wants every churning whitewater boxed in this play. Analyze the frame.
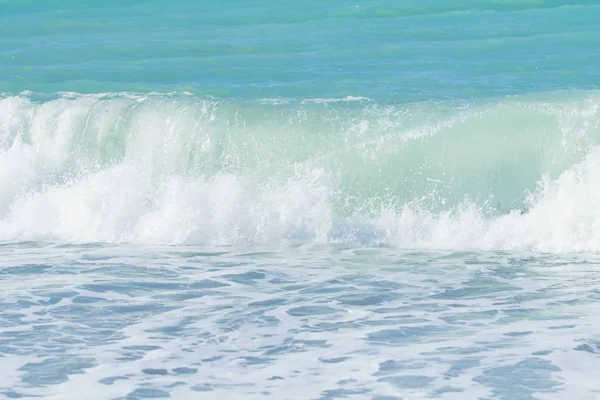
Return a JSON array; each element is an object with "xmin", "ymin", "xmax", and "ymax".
[{"xmin": 1, "ymin": 91, "xmax": 600, "ymax": 252}]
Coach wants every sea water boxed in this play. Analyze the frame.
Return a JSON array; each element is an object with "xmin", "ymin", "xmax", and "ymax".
[{"xmin": 1, "ymin": 1, "xmax": 600, "ymax": 399}]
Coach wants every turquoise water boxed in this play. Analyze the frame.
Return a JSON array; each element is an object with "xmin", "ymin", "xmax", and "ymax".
[
  {"xmin": 2, "ymin": 1, "xmax": 599, "ymax": 100},
  {"xmin": 2, "ymin": 1, "xmax": 600, "ymax": 399}
]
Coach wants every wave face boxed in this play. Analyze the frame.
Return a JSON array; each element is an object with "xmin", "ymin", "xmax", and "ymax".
[{"xmin": 1, "ymin": 91, "xmax": 600, "ymax": 251}]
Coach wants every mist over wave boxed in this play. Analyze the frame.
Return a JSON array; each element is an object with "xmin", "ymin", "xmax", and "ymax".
[{"xmin": 1, "ymin": 91, "xmax": 600, "ymax": 252}]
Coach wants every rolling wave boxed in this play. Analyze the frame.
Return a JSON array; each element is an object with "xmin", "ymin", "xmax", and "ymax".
[{"xmin": 1, "ymin": 90, "xmax": 600, "ymax": 251}]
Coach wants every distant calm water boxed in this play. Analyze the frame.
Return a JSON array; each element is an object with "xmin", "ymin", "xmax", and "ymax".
[{"xmin": 2, "ymin": 1, "xmax": 600, "ymax": 399}]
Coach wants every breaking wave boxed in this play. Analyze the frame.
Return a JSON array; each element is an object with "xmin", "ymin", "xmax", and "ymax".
[{"xmin": 1, "ymin": 90, "xmax": 600, "ymax": 252}]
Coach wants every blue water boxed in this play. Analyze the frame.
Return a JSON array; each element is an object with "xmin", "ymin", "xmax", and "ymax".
[
  {"xmin": 2, "ymin": 1, "xmax": 599, "ymax": 100},
  {"xmin": 2, "ymin": 1, "xmax": 600, "ymax": 399}
]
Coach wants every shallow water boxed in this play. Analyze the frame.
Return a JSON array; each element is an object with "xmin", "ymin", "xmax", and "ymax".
[{"xmin": 3, "ymin": 244, "xmax": 600, "ymax": 399}]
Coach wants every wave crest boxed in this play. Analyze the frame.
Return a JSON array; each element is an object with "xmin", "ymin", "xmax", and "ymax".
[{"xmin": 1, "ymin": 91, "xmax": 600, "ymax": 251}]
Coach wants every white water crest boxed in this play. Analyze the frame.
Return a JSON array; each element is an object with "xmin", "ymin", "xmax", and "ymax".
[{"xmin": 1, "ymin": 91, "xmax": 600, "ymax": 251}]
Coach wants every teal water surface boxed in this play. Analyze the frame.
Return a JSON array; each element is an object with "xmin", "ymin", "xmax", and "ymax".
[{"xmin": 1, "ymin": 1, "xmax": 599, "ymax": 101}]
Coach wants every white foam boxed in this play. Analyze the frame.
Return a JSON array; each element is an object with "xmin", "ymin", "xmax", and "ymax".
[
  {"xmin": 300, "ymin": 96, "xmax": 372, "ymax": 104},
  {"xmin": 5, "ymin": 245, "xmax": 600, "ymax": 399},
  {"xmin": 2, "ymin": 92, "xmax": 600, "ymax": 252}
]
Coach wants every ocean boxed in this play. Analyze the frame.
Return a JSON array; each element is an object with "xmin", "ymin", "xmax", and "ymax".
[{"xmin": 1, "ymin": 1, "xmax": 600, "ymax": 399}]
